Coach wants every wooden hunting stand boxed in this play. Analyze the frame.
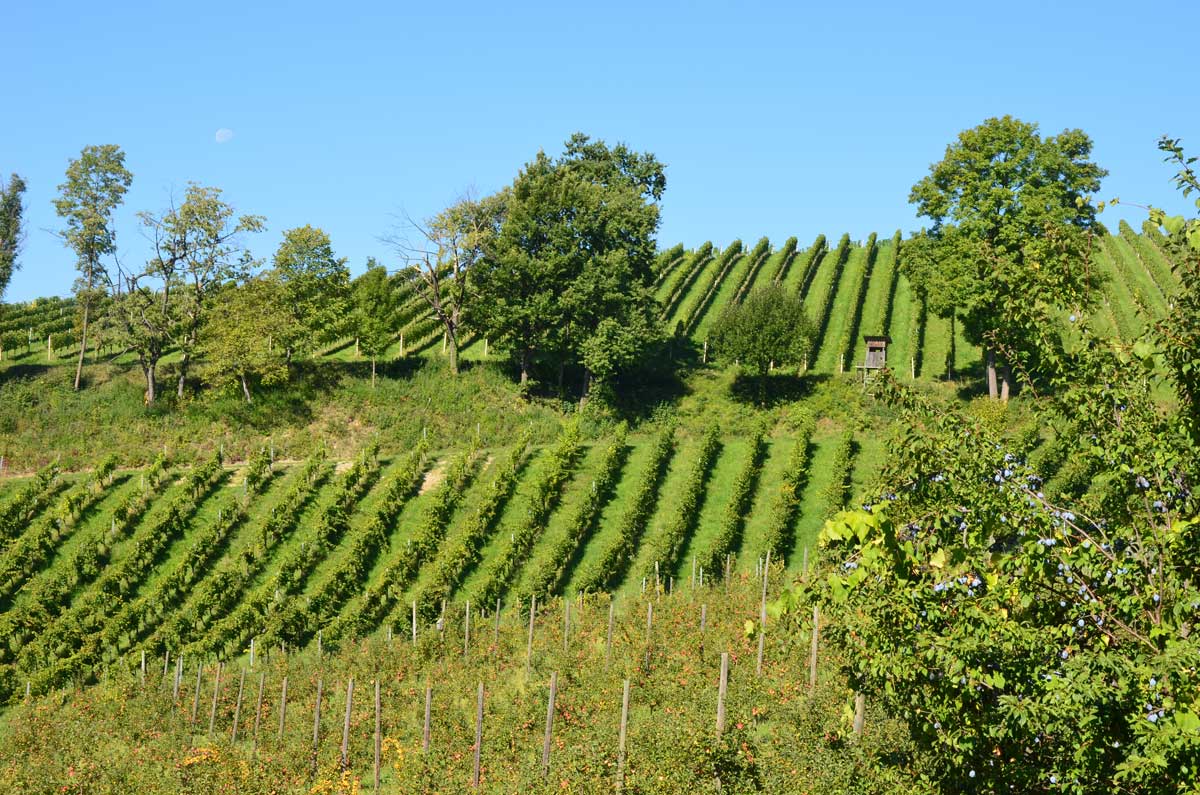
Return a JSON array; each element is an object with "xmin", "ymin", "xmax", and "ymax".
[{"xmin": 856, "ymin": 335, "xmax": 891, "ymax": 386}]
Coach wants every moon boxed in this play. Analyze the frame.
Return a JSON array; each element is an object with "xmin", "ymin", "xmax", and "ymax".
[{"xmin": 215, "ymin": 128, "xmax": 234, "ymax": 144}]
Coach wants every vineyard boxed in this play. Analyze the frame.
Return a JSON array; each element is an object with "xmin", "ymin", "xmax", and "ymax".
[
  {"xmin": 0, "ymin": 222, "xmax": 1187, "ymax": 792},
  {"xmin": 0, "ymin": 222, "xmax": 1180, "ymax": 382}
]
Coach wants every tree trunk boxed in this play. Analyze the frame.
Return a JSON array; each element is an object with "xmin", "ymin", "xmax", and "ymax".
[
  {"xmin": 74, "ymin": 301, "xmax": 90, "ymax": 391},
  {"xmin": 177, "ymin": 353, "xmax": 190, "ymax": 398},
  {"xmin": 144, "ymin": 362, "xmax": 157, "ymax": 404},
  {"xmin": 520, "ymin": 350, "xmax": 531, "ymax": 385},
  {"xmin": 1000, "ymin": 364, "xmax": 1012, "ymax": 402},
  {"xmin": 985, "ymin": 347, "xmax": 998, "ymax": 399},
  {"xmin": 947, "ymin": 316, "xmax": 957, "ymax": 381},
  {"xmin": 371, "ymin": 356, "xmax": 377, "ymax": 389},
  {"xmin": 241, "ymin": 372, "xmax": 253, "ymax": 403},
  {"xmin": 448, "ymin": 334, "xmax": 459, "ymax": 376}
]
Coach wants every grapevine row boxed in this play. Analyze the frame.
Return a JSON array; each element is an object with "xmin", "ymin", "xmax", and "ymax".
[
  {"xmin": 807, "ymin": 233, "xmax": 851, "ymax": 365},
  {"xmin": 660, "ymin": 243, "xmax": 714, "ymax": 321},
  {"xmin": 839, "ymin": 232, "xmax": 878, "ymax": 369},
  {"xmin": 699, "ymin": 423, "xmax": 768, "ymax": 575},
  {"xmin": 761, "ymin": 414, "xmax": 816, "ymax": 560},
  {"xmin": 821, "ymin": 430, "xmax": 855, "ymax": 518},
  {"xmin": 682, "ymin": 240, "xmax": 743, "ymax": 335},
  {"xmin": 767, "ymin": 236, "xmax": 799, "ymax": 285},
  {"xmin": 518, "ymin": 425, "xmax": 628, "ymax": 601},
  {"xmin": 730, "ymin": 237, "xmax": 772, "ymax": 304},
  {"xmin": 573, "ymin": 425, "xmax": 675, "ymax": 593},
  {"xmin": 641, "ymin": 424, "xmax": 721, "ymax": 581}
]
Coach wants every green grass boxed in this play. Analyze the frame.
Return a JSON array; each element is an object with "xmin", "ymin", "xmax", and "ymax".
[
  {"xmin": 784, "ymin": 429, "xmax": 842, "ymax": 573},
  {"xmin": 563, "ymin": 435, "xmax": 662, "ymax": 595},
  {"xmin": 736, "ymin": 432, "xmax": 797, "ymax": 566},
  {"xmin": 671, "ymin": 438, "xmax": 748, "ymax": 581}
]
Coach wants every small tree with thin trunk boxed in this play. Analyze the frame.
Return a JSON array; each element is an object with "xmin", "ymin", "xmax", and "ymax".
[
  {"xmin": 199, "ymin": 277, "xmax": 290, "ymax": 402},
  {"xmin": 709, "ymin": 283, "xmax": 814, "ymax": 404},
  {"xmin": 53, "ymin": 145, "xmax": 132, "ymax": 391},
  {"xmin": 392, "ymin": 192, "xmax": 504, "ymax": 375},
  {"xmin": 351, "ymin": 261, "xmax": 399, "ymax": 388}
]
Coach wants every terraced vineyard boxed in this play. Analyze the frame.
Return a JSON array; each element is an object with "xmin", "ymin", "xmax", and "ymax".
[{"xmin": 0, "ymin": 224, "xmax": 1180, "ymax": 699}]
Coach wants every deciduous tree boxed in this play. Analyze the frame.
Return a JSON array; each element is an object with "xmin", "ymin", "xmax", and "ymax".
[
  {"xmin": 0, "ymin": 173, "xmax": 26, "ymax": 302},
  {"xmin": 199, "ymin": 276, "xmax": 290, "ymax": 402},
  {"xmin": 271, "ymin": 225, "xmax": 350, "ymax": 360},
  {"xmin": 908, "ymin": 116, "xmax": 1106, "ymax": 399},
  {"xmin": 53, "ymin": 145, "xmax": 132, "ymax": 391},
  {"xmin": 709, "ymin": 283, "xmax": 814, "ymax": 403}
]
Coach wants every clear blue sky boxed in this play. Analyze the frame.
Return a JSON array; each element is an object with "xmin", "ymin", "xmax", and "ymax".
[{"xmin": 3, "ymin": 0, "xmax": 1196, "ymax": 303}]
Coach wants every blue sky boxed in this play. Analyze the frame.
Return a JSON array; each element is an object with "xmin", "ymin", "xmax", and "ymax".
[{"xmin": 3, "ymin": 0, "xmax": 1196, "ymax": 302}]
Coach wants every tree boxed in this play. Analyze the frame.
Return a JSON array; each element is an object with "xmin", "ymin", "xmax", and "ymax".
[
  {"xmin": 350, "ymin": 261, "xmax": 399, "ymax": 388},
  {"xmin": 472, "ymin": 134, "xmax": 665, "ymax": 395},
  {"xmin": 53, "ymin": 145, "xmax": 133, "ymax": 391},
  {"xmin": 393, "ymin": 191, "xmax": 505, "ymax": 375},
  {"xmin": 898, "ymin": 230, "xmax": 968, "ymax": 378},
  {"xmin": 199, "ymin": 276, "xmax": 290, "ymax": 402},
  {"xmin": 271, "ymin": 225, "xmax": 350, "ymax": 360},
  {"xmin": 0, "ymin": 173, "xmax": 26, "ymax": 302},
  {"xmin": 908, "ymin": 116, "xmax": 1107, "ymax": 399},
  {"xmin": 136, "ymin": 184, "xmax": 263, "ymax": 397},
  {"xmin": 708, "ymin": 283, "xmax": 814, "ymax": 403}
]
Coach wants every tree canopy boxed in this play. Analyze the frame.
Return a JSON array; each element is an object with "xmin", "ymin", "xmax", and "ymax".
[
  {"xmin": 709, "ymin": 282, "xmax": 814, "ymax": 403},
  {"xmin": 0, "ymin": 173, "xmax": 26, "ymax": 303},
  {"xmin": 471, "ymin": 134, "xmax": 665, "ymax": 395},
  {"xmin": 907, "ymin": 116, "xmax": 1107, "ymax": 398},
  {"xmin": 271, "ymin": 225, "xmax": 351, "ymax": 359}
]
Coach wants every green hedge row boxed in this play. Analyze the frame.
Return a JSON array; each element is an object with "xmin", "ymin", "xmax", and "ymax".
[
  {"xmin": 700, "ymin": 423, "xmax": 768, "ymax": 575},
  {"xmin": 642, "ymin": 424, "xmax": 721, "ymax": 582}
]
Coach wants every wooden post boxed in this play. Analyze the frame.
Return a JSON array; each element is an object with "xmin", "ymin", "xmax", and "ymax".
[
  {"xmin": 231, "ymin": 668, "xmax": 246, "ymax": 743},
  {"xmin": 312, "ymin": 679, "xmax": 324, "ymax": 771},
  {"xmin": 654, "ymin": 561, "xmax": 660, "ymax": 592},
  {"xmin": 163, "ymin": 649, "xmax": 169, "ymax": 678},
  {"xmin": 464, "ymin": 600, "xmax": 471, "ymax": 657},
  {"xmin": 412, "ymin": 600, "xmax": 418, "ymax": 646},
  {"xmin": 605, "ymin": 600, "xmax": 614, "ymax": 663},
  {"xmin": 422, "ymin": 684, "xmax": 432, "ymax": 753},
  {"xmin": 173, "ymin": 655, "xmax": 183, "ymax": 702},
  {"xmin": 757, "ymin": 549, "xmax": 770, "ymax": 676},
  {"xmin": 140, "ymin": 649, "xmax": 146, "ymax": 685},
  {"xmin": 716, "ymin": 652, "xmax": 729, "ymax": 736},
  {"xmin": 525, "ymin": 595, "xmax": 537, "ymax": 680},
  {"xmin": 191, "ymin": 663, "xmax": 203, "ymax": 723},
  {"xmin": 471, "ymin": 682, "xmax": 484, "ymax": 789},
  {"xmin": 250, "ymin": 638, "xmax": 255, "ymax": 671},
  {"xmin": 541, "ymin": 672, "xmax": 557, "ymax": 778},
  {"xmin": 616, "ymin": 679, "xmax": 631, "ymax": 794},
  {"xmin": 853, "ymin": 692, "xmax": 866, "ymax": 737},
  {"xmin": 691, "ymin": 556, "xmax": 697, "ymax": 590},
  {"xmin": 277, "ymin": 677, "xmax": 289, "ymax": 739},
  {"xmin": 644, "ymin": 603, "xmax": 653, "ymax": 666},
  {"xmin": 809, "ymin": 605, "xmax": 819, "ymax": 688},
  {"xmin": 252, "ymin": 672, "xmax": 265, "ymax": 759},
  {"xmin": 207, "ymin": 663, "xmax": 223, "ymax": 737},
  {"xmin": 494, "ymin": 598, "xmax": 502, "ymax": 645},
  {"xmin": 317, "ymin": 630, "xmax": 322, "ymax": 658},
  {"xmin": 341, "ymin": 677, "xmax": 354, "ymax": 771},
  {"xmin": 724, "ymin": 553, "xmax": 731, "ymax": 592},
  {"xmin": 374, "ymin": 680, "xmax": 382, "ymax": 792}
]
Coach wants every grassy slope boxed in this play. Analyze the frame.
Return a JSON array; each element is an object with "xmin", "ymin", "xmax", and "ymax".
[{"xmin": 562, "ymin": 436, "xmax": 659, "ymax": 596}]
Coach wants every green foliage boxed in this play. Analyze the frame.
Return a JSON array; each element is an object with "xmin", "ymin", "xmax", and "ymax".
[
  {"xmin": 820, "ymin": 430, "xmax": 854, "ymax": 518},
  {"xmin": 762, "ymin": 412, "xmax": 815, "ymax": 559},
  {"xmin": 272, "ymin": 225, "xmax": 351, "ymax": 357},
  {"xmin": 808, "ymin": 233, "xmax": 851, "ymax": 362},
  {"xmin": 472, "ymin": 134, "xmax": 665, "ymax": 388},
  {"xmin": 709, "ymin": 283, "xmax": 814, "ymax": 401},
  {"xmin": 469, "ymin": 420, "xmax": 583, "ymax": 608},
  {"xmin": 0, "ymin": 463, "xmax": 60, "ymax": 547},
  {"xmin": 840, "ymin": 232, "xmax": 879, "ymax": 367},
  {"xmin": 412, "ymin": 436, "xmax": 530, "ymax": 619},
  {"xmin": 699, "ymin": 421, "xmax": 767, "ymax": 574},
  {"xmin": 642, "ymin": 424, "xmax": 720, "ymax": 580},
  {"xmin": 794, "ymin": 233, "xmax": 828, "ymax": 297},
  {"xmin": 573, "ymin": 424, "xmax": 675, "ymax": 592},
  {"xmin": 0, "ymin": 173, "xmax": 26, "ymax": 301},
  {"xmin": 519, "ymin": 424, "xmax": 628, "ymax": 599}
]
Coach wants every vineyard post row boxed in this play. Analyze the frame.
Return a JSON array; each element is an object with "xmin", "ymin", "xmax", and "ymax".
[{"xmin": 15, "ymin": 559, "xmax": 856, "ymax": 790}]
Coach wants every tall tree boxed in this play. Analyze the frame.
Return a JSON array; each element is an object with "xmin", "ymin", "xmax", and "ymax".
[
  {"xmin": 350, "ymin": 261, "xmax": 399, "ymax": 388},
  {"xmin": 53, "ymin": 145, "xmax": 133, "ymax": 391},
  {"xmin": 394, "ymin": 191, "xmax": 505, "ymax": 375},
  {"xmin": 199, "ymin": 276, "xmax": 290, "ymax": 402},
  {"xmin": 709, "ymin": 283, "xmax": 815, "ymax": 403},
  {"xmin": 0, "ymin": 173, "xmax": 27, "ymax": 302},
  {"xmin": 472, "ymin": 133, "xmax": 665, "ymax": 394},
  {"xmin": 908, "ymin": 116, "xmax": 1106, "ymax": 399},
  {"xmin": 136, "ymin": 184, "xmax": 264, "ymax": 397},
  {"xmin": 271, "ymin": 225, "xmax": 350, "ymax": 361}
]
